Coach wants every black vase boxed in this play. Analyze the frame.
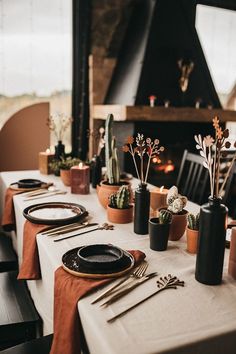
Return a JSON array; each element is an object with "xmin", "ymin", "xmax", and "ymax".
[
  {"xmin": 195, "ymin": 197, "xmax": 228, "ymax": 285},
  {"xmin": 91, "ymin": 155, "xmax": 102, "ymax": 188},
  {"xmin": 134, "ymin": 183, "xmax": 150, "ymax": 235},
  {"xmin": 55, "ymin": 140, "xmax": 65, "ymax": 160}
]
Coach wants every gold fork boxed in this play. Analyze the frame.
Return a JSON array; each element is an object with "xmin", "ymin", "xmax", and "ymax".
[{"xmin": 91, "ymin": 261, "xmax": 148, "ymax": 304}]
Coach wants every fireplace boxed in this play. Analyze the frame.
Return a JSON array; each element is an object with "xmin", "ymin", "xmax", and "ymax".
[{"xmin": 113, "ymin": 120, "xmax": 214, "ymax": 187}]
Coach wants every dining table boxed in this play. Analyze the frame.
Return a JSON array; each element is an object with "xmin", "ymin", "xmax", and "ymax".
[{"xmin": 0, "ymin": 170, "xmax": 236, "ymax": 354}]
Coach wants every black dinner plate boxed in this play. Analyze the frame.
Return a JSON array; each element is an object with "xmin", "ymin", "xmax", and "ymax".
[
  {"xmin": 23, "ymin": 202, "xmax": 87, "ymax": 225},
  {"xmin": 62, "ymin": 246, "xmax": 134, "ymax": 279},
  {"xmin": 14, "ymin": 179, "xmax": 43, "ymax": 189},
  {"xmin": 77, "ymin": 244, "xmax": 124, "ymax": 270}
]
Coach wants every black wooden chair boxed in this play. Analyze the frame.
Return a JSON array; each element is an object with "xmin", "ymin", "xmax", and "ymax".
[
  {"xmin": 0, "ymin": 271, "xmax": 41, "ymax": 350},
  {"xmin": 176, "ymin": 150, "xmax": 209, "ymax": 205},
  {"xmin": 0, "ymin": 335, "xmax": 52, "ymax": 354},
  {"xmin": 0, "ymin": 232, "xmax": 18, "ymax": 272},
  {"xmin": 222, "ymin": 160, "xmax": 236, "ymax": 218}
]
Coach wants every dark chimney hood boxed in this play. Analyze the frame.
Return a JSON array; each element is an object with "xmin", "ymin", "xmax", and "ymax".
[{"xmin": 105, "ymin": 0, "xmax": 221, "ymax": 109}]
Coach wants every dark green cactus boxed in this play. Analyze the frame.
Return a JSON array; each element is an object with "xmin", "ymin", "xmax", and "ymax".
[
  {"xmin": 109, "ymin": 193, "xmax": 117, "ymax": 208},
  {"xmin": 116, "ymin": 186, "xmax": 130, "ymax": 209},
  {"xmin": 105, "ymin": 114, "xmax": 120, "ymax": 184},
  {"xmin": 159, "ymin": 209, "xmax": 172, "ymax": 224},
  {"xmin": 187, "ymin": 213, "xmax": 200, "ymax": 230},
  {"xmin": 108, "ymin": 186, "xmax": 130, "ymax": 209}
]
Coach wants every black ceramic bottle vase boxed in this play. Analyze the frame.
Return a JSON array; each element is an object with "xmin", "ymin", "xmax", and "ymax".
[
  {"xmin": 55, "ymin": 140, "xmax": 65, "ymax": 160},
  {"xmin": 195, "ymin": 197, "xmax": 228, "ymax": 285},
  {"xmin": 134, "ymin": 183, "xmax": 150, "ymax": 235},
  {"xmin": 91, "ymin": 155, "xmax": 102, "ymax": 188}
]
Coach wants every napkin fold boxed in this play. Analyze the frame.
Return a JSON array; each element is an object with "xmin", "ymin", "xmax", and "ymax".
[
  {"xmin": 50, "ymin": 250, "xmax": 146, "ymax": 354},
  {"xmin": 17, "ymin": 220, "xmax": 49, "ymax": 280},
  {"xmin": 1, "ymin": 188, "xmax": 22, "ymax": 231}
]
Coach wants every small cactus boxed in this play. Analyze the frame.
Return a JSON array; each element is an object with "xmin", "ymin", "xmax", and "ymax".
[
  {"xmin": 109, "ymin": 194, "xmax": 117, "ymax": 208},
  {"xmin": 187, "ymin": 213, "xmax": 200, "ymax": 230},
  {"xmin": 108, "ymin": 186, "xmax": 130, "ymax": 209},
  {"xmin": 159, "ymin": 210, "xmax": 172, "ymax": 224},
  {"xmin": 167, "ymin": 186, "xmax": 187, "ymax": 214},
  {"xmin": 105, "ymin": 114, "xmax": 120, "ymax": 184}
]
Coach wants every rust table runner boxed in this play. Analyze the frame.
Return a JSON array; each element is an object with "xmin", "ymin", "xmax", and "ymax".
[{"xmin": 50, "ymin": 250, "xmax": 145, "ymax": 354}]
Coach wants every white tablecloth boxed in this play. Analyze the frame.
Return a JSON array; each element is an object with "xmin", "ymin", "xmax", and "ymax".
[{"xmin": 0, "ymin": 171, "xmax": 236, "ymax": 354}]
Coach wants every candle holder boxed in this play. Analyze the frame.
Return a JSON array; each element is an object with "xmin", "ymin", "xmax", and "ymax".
[
  {"xmin": 150, "ymin": 187, "xmax": 168, "ymax": 217},
  {"xmin": 71, "ymin": 163, "xmax": 90, "ymax": 194},
  {"xmin": 38, "ymin": 150, "xmax": 54, "ymax": 175}
]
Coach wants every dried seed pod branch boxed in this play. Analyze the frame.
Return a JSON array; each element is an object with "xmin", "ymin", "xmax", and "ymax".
[{"xmin": 195, "ymin": 116, "xmax": 236, "ymax": 198}]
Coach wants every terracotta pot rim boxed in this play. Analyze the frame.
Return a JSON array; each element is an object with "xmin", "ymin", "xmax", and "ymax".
[
  {"xmin": 187, "ymin": 227, "xmax": 199, "ymax": 232},
  {"xmin": 100, "ymin": 180, "xmax": 130, "ymax": 187}
]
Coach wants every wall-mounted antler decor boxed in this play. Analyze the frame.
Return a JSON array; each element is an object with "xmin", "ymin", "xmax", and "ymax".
[{"xmin": 178, "ymin": 59, "xmax": 194, "ymax": 93}]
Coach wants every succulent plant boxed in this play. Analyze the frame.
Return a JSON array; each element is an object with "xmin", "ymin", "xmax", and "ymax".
[
  {"xmin": 105, "ymin": 114, "xmax": 120, "ymax": 185},
  {"xmin": 159, "ymin": 210, "xmax": 172, "ymax": 224},
  {"xmin": 167, "ymin": 186, "xmax": 187, "ymax": 214},
  {"xmin": 108, "ymin": 186, "xmax": 130, "ymax": 209},
  {"xmin": 187, "ymin": 213, "xmax": 200, "ymax": 230}
]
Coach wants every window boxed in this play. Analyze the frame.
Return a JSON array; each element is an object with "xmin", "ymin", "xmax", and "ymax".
[
  {"xmin": 0, "ymin": 0, "xmax": 72, "ymax": 150},
  {"xmin": 196, "ymin": 5, "xmax": 236, "ymax": 110}
]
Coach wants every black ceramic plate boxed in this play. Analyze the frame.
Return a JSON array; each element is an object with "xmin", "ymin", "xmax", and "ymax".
[
  {"xmin": 62, "ymin": 246, "xmax": 134, "ymax": 279},
  {"xmin": 23, "ymin": 202, "xmax": 87, "ymax": 225},
  {"xmin": 78, "ymin": 244, "xmax": 124, "ymax": 270},
  {"xmin": 16, "ymin": 179, "xmax": 42, "ymax": 189}
]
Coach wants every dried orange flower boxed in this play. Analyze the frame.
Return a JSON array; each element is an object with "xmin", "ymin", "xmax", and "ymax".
[
  {"xmin": 126, "ymin": 136, "xmax": 134, "ymax": 144},
  {"xmin": 212, "ymin": 116, "xmax": 219, "ymax": 130},
  {"xmin": 122, "ymin": 145, "xmax": 129, "ymax": 153}
]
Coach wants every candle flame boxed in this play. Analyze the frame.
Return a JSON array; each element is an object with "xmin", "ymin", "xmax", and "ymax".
[
  {"xmin": 160, "ymin": 186, "xmax": 164, "ymax": 192},
  {"xmin": 45, "ymin": 148, "xmax": 51, "ymax": 154},
  {"xmin": 78, "ymin": 162, "xmax": 84, "ymax": 169}
]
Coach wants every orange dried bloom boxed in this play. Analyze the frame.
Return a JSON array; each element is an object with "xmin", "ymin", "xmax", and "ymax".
[
  {"xmin": 216, "ymin": 127, "xmax": 223, "ymax": 140},
  {"xmin": 212, "ymin": 116, "xmax": 219, "ymax": 129},
  {"xmin": 122, "ymin": 145, "xmax": 129, "ymax": 153},
  {"xmin": 126, "ymin": 136, "xmax": 134, "ymax": 144}
]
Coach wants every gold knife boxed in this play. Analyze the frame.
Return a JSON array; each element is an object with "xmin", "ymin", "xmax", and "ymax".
[{"xmin": 101, "ymin": 272, "xmax": 157, "ymax": 307}]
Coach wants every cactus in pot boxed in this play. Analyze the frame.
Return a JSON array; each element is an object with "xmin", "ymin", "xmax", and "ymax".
[
  {"xmin": 187, "ymin": 213, "xmax": 200, "ymax": 254},
  {"xmin": 159, "ymin": 210, "xmax": 172, "ymax": 224},
  {"xmin": 164, "ymin": 186, "xmax": 188, "ymax": 241},
  {"xmin": 105, "ymin": 114, "xmax": 120, "ymax": 185},
  {"xmin": 107, "ymin": 186, "xmax": 133, "ymax": 223},
  {"xmin": 109, "ymin": 186, "xmax": 130, "ymax": 209},
  {"xmin": 187, "ymin": 213, "xmax": 200, "ymax": 230}
]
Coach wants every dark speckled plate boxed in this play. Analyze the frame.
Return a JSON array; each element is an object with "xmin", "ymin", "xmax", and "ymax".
[{"xmin": 62, "ymin": 246, "xmax": 134, "ymax": 279}]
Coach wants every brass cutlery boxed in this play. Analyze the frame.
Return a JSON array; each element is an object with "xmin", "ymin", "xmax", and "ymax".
[
  {"xmin": 41, "ymin": 222, "xmax": 88, "ymax": 236},
  {"xmin": 53, "ymin": 223, "xmax": 114, "ymax": 242},
  {"xmin": 23, "ymin": 190, "xmax": 67, "ymax": 201},
  {"xmin": 91, "ymin": 261, "xmax": 148, "ymax": 304},
  {"xmin": 107, "ymin": 274, "xmax": 184, "ymax": 323},
  {"xmin": 101, "ymin": 272, "xmax": 158, "ymax": 307},
  {"xmin": 51, "ymin": 223, "xmax": 98, "ymax": 239},
  {"xmin": 43, "ymin": 222, "xmax": 91, "ymax": 237}
]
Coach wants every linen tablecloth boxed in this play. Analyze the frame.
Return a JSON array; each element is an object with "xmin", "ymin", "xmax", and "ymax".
[{"xmin": 0, "ymin": 170, "xmax": 236, "ymax": 354}]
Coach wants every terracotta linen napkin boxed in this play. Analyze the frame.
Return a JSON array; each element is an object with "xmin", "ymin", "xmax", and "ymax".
[
  {"xmin": 1, "ymin": 187, "xmax": 22, "ymax": 231},
  {"xmin": 17, "ymin": 220, "xmax": 49, "ymax": 280},
  {"xmin": 50, "ymin": 250, "xmax": 146, "ymax": 354}
]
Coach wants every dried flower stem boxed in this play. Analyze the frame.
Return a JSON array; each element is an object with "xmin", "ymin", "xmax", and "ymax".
[
  {"xmin": 129, "ymin": 144, "xmax": 140, "ymax": 181},
  {"xmin": 219, "ymin": 153, "xmax": 236, "ymax": 195}
]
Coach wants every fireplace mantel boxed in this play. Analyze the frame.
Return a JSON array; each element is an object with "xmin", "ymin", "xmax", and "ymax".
[{"xmin": 93, "ymin": 105, "xmax": 236, "ymax": 122}]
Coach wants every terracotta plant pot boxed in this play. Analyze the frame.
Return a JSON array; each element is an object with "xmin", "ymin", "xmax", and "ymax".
[
  {"xmin": 107, "ymin": 205, "xmax": 133, "ymax": 224},
  {"xmin": 186, "ymin": 228, "xmax": 199, "ymax": 254},
  {"xmin": 97, "ymin": 180, "xmax": 131, "ymax": 209},
  {"xmin": 60, "ymin": 169, "xmax": 71, "ymax": 186},
  {"xmin": 168, "ymin": 210, "xmax": 188, "ymax": 241}
]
